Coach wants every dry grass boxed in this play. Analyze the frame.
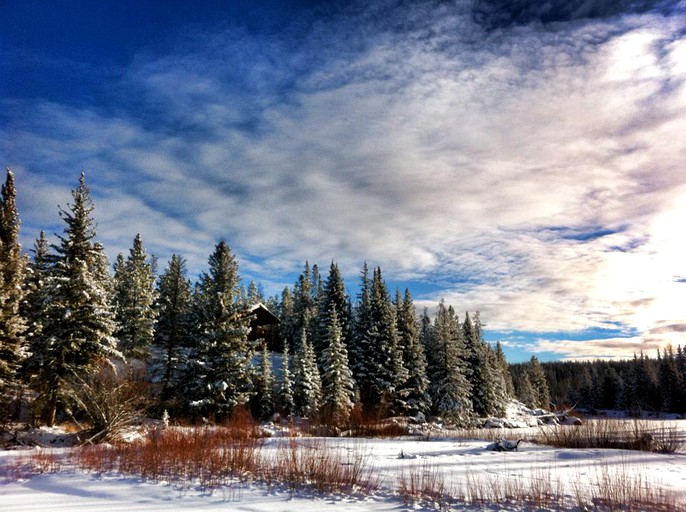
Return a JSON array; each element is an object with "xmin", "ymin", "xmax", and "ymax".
[
  {"xmin": 263, "ymin": 438, "xmax": 379, "ymax": 494},
  {"xmin": 576, "ymin": 460, "xmax": 683, "ymax": 511},
  {"xmin": 532, "ymin": 419, "xmax": 685, "ymax": 453},
  {"xmin": 5, "ymin": 421, "xmax": 683, "ymax": 510},
  {"xmin": 397, "ymin": 461, "xmax": 452, "ymax": 509}
]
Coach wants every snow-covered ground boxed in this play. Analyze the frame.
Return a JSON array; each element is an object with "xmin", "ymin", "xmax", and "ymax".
[{"xmin": 1, "ymin": 426, "xmax": 685, "ymax": 511}]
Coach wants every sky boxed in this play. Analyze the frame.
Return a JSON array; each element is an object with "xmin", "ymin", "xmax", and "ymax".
[{"xmin": 1, "ymin": 0, "xmax": 685, "ymax": 363}]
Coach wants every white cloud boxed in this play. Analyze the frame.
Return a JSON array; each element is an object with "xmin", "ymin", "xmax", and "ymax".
[{"xmin": 3, "ymin": 2, "xmax": 686, "ymax": 357}]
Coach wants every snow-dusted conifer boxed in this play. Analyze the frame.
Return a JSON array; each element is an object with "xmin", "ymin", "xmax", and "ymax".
[
  {"xmin": 183, "ymin": 241, "xmax": 253, "ymax": 419},
  {"xmin": 114, "ymin": 234, "xmax": 158, "ymax": 361},
  {"xmin": 0, "ymin": 169, "xmax": 27, "ymax": 420},
  {"xmin": 252, "ymin": 342, "xmax": 275, "ymax": 420},
  {"xmin": 152, "ymin": 254, "xmax": 192, "ymax": 405},
  {"xmin": 26, "ymin": 173, "xmax": 119, "ymax": 425},
  {"xmin": 292, "ymin": 262, "xmax": 319, "ymax": 349},
  {"xmin": 349, "ymin": 262, "xmax": 371, "ymax": 400},
  {"xmin": 292, "ymin": 329, "xmax": 322, "ymax": 418},
  {"xmin": 395, "ymin": 289, "xmax": 431, "ymax": 416},
  {"xmin": 314, "ymin": 262, "xmax": 350, "ymax": 361},
  {"xmin": 277, "ymin": 340, "xmax": 295, "ymax": 416},
  {"xmin": 463, "ymin": 312, "xmax": 503, "ymax": 417},
  {"xmin": 321, "ymin": 307, "xmax": 355, "ymax": 425},
  {"xmin": 430, "ymin": 301, "xmax": 472, "ymax": 424},
  {"xmin": 527, "ymin": 356, "xmax": 550, "ymax": 409}
]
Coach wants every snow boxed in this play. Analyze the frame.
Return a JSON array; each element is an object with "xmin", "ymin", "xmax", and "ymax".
[{"xmin": 2, "ymin": 426, "xmax": 685, "ymax": 511}]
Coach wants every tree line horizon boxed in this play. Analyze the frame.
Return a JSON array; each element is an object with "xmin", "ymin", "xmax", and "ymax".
[{"xmin": 1, "ymin": 170, "xmax": 683, "ymax": 429}]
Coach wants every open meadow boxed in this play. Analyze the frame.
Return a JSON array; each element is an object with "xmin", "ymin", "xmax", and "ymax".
[{"xmin": 1, "ymin": 418, "xmax": 685, "ymax": 511}]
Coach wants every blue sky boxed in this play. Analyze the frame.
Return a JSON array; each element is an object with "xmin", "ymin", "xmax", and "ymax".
[{"xmin": 2, "ymin": 0, "xmax": 686, "ymax": 362}]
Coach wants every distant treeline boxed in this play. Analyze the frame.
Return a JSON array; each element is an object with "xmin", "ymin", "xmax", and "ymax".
[{"xmin": 510, "ymin": 350, "xmax": 686, "ymax": 415}]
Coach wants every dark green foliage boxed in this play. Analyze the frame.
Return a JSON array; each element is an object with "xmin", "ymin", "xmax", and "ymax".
[
  {"xmin": 277, "ymin": 340, "xmax": 294, "ymax": 416},
  {"xmin": 292, "ymin": 329, "xmax": 322, "ymax": 418},
  {"xmin": 394, "ymin": 289, "xmax": 431, "ymax": 416},
  {"xmin": 426, "ymin": 301, "xmax": 473, "ymax": 423},
  {"xmin": 152, "ymin": 254, "xmax": 193, "ymax": 408},
  {"xmin": 320, "ymin": 307, "xmax": 355, "ymax": 425},
  {"xmin": 114, "ymin": 234, "xmax": 158, "ymax": 361},
  {"xmin": 24, "ymin": 174, "xmax": 119, "ymax": 425},
  {"xmin": 0, "ymin": 169, "xmax": 27, "ymax": 422},
  {"xmin": 251, "ymin": 342, "xmax": 275, "ymax": 421},
  {"xmin": 183, "ymin": 241, "xmax": 253, "ymax": 420},
  {"xmin": 528, "ymin": 350, "xmax": 685, "ymax": 415}
]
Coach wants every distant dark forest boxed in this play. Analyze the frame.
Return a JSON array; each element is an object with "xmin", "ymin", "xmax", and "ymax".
[{"xmin": 510, "ymin": 351, "xmax": 686, "ymax": 416}]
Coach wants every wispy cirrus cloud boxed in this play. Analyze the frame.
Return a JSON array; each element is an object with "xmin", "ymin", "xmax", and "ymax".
[{"xmin": 2, "ymin": 0, "xmax": 685, "ymax": 359}]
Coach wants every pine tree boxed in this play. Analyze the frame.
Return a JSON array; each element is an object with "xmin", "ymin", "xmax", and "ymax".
[
  {"xmin": 350, "ymin": 265, "xmax": 406, "ymax": 415},
  {"xmin": 292, "ymin": 329, "xmax": 322, "ymax": 418},
  {"xmin": 277, "ymin": 340, "xmax": 295, "ymax": 416},
  {"xmin": 292, "ymin": 262, "xmax": 319, "ymax": 348},
  {"xmin": 252, "ymin": 342, "xmax": 275, "ymax": 420},
  {"xmin": 314, "ymin": 262, "xmax": 350, "ymax": 361},
  {"xmin": 518, "ymin": 372, "xmax": 537, "ymax": 409},
  {"xmin": 429, "ymin": 301, "xmax": 472, "ymax": 423},
  {"xmin": 183, "ymin": 241, "xmax": 253, "ymax": 420},
  {"xmin": 320, "ymin": 307, "xmax": 355, "ymax": 425},
  {"xmin": 495, "ymin": 341, "xmax": 515, "ymax": 397},
  {"xmin": 527, "ymin": 356, "xmax": 550, "ymax": 410},
  {"xmin": 349, "ymin": 262, "xmax": 372, "ymax": 400},
  {"xmin": 658, "ymin": 346, "xmax": 682, "ymax": 413},
  {"xmin": 152, "ymin": 254, "xmax": 192, "ymax": 406},
  {"xmin": 25, "ymin": 173, "xmax": 119, "ymax": 425},
  {"xmin": 22, "ymin": 232, "xmax": 53, "ymax": 352},
  {"xmin": 0, "ymin": 169, "xmax": 27, "ymax": 421},
  {"xmin": 114, "ymin": 234, "xmax": 158, "ymax": 361},
  {"xmin": 395, "ymin": 289, "xmax": 431, "ymax": 416}
]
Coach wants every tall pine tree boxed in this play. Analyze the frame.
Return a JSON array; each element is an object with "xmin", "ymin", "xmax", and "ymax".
[
  {"xmin": 395, "ymin": 289, "xmax": 431, "ymax": 416},
  {"xmin": 292, "ymin": 329, "xmax": 322, "ymax": 418},
  {"xmin": 320, "ymin": 307, "xmax": 355, "ymax": 425},
  {"xmin": 25, "ymin": 173, "xmax": 119, "ymax": 425},
  {"xmin": 152, "ymin": 254, "xmax": 192, "ymax": 406},
  {"xmin": 0, "ymin": 169, "xmax": 27, "ymax": 421},
  {"xmin": 114, "ymin": 234, "xmax": 158, "ymax": 361},
  {"xmin": 183, "ymin": 241, "xmax": 253, "ymax": 419},
  {"xmin": 428, "ymin": 301, "xmax": 472, "ymax": 424}
]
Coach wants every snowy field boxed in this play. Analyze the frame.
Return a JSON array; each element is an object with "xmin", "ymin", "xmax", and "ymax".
[{"xmin": 1, "ymin": 422, "xmax": 685, "ymax": 511}]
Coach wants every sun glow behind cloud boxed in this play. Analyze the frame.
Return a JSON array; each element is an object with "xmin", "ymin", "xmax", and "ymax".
[{"xmin": 2, "ymin": 0, "xmax": 685, "ymax": 360}]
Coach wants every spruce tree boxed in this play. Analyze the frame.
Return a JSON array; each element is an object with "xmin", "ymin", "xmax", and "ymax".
[
  {"xmin": 183, "ymin": 241, "xmax": 253, "ymax": 419},
  {"xmin": 395, "ymin": 289, "xmax": 431, "ymax": 416},
  {"xmin": 314, "ymin": 262, "xmax": 350, "ymax": 360},
  {"xmin": 26, "ymin": 173, "xmax": 119, "ymax": 425},
  {"xmin": 495, "ymin": 341, "xmax": 515, "ymax": 397},
  {"xmin": 252, "ymin": 342, "xmax": 275, "ymax": 420},
  {"xmin": 462, "ymin": 312, "xmax": 494, "ymax": 416},
  {"xmin": 277, "ymin": 340, "xmax": 295, "ymax": 416},
  {"xmin": 292, "ymin": 329, "xmax": 322, "ymax": 418},
  {"xmin": 350, "ymin": 265, "xmax": 406, "ymax": 415},
  {"xmin": 0, "ymin": 169, "xmax": 27, "ymax": 421},
  {"xmin": 22, "ymin": 232, "xmax": 53, "ymax": 355},
  {"xmin": 527, "ymin": 356, "xmax": 550, "ymax": 410},
  {"xmin": 430, "ymin": 301, "xmax": 472, "ymax": 423},
  {"xmin": 320, "ymin": 307, "xmax": 355, "ymax": 425},
  {"xmin": 349, "ymin": 262, "xmax": 372, "ymax": 401},
  {"xmin": 152, "ymin": 254, "xmax": 192, "ymax": 406},
  {"xmin": 114, "ymin": 234, "xmax": 158, "ymax": 361}
]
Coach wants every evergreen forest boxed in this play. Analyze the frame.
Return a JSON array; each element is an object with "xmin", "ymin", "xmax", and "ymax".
[{"xmin": 2, "ymin": 171, "xmax": 685, "ymax": 432}]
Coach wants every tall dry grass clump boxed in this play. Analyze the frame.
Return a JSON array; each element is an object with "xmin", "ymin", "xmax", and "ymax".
[
  {"xmin": 397, "ymin": 461, "xmax": 452, "ymax": 509},
  {"xmin": 264, "ymin": 438, "xmax": 379, "ymax": 494},
  {"xmin": 573, "ymin": 460, "xmax": 683, "ymax": 512},
  {"xmin": 76, "ymin": 426, "xmax": 264, "ymax": 491},
  {"xmin": 533, "ymin": 419, "xmax": 685, "ymax": 453}
]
